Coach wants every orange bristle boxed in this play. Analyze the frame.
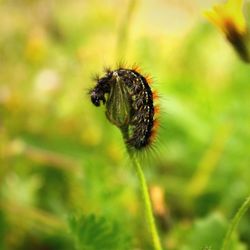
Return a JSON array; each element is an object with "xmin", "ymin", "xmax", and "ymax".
[
  {"xmin": 154, "ymin": 105, "xmax": 160, "ymax": 115},
  {"xmin": 152, "ymin": 91, "xmax": 159, "ymax": 100},
  {"xmin": 145, "ymin": 74, "xmax": 153, "ymax": 84},
  {"xmin": 153, "ymin": 119, "xmax": 160, "ymax": 129},
  {"xmin": 132, "ymin": 64, "xmax": 141, "ymax": 73},
  {"xmin": 149, "ymin": 119, "xmax": 160, "ymax": 143},
  {"xmin": 150, "ymin": 128, "xmax": 158, "ymax": 143}
]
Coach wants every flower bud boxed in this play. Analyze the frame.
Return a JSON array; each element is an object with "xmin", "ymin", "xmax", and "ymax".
[
  {"xmin": 105, "ymin": 71, "xmax": 131, "ymax": 128},
  {"xmin": 205, "ymin": 0, "xmax": 250, "ymax": 62}
]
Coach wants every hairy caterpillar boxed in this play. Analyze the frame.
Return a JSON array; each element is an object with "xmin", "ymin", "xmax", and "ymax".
[{"xmin": 89, "ymin": 67, "xmax": 159, "ymax": 150}]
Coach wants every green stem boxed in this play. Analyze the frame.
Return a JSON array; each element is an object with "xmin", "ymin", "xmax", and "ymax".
[
  {"xmin": 130, "ymin": 154, "xmax": 162, "ymax": 250},
  {"xmin": 221, "ymin": 195, "xmax": 250, "ymax": 250},
  {"xmin": 116, "ymin": 0, "xmax": 138, "ymax": 61}
]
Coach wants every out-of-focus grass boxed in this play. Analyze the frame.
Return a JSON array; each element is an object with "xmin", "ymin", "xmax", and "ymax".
[{"xmin": 0, "ymin": 0, "xmax": 249, "ymax": 249}]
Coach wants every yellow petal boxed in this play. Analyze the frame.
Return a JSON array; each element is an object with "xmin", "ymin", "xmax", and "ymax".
[{"xmin": 204, "ymin": 0, "xmax": 246, "ymax": 35}]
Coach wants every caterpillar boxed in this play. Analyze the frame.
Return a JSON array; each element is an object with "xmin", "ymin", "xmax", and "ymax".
[{"xmin": 89, "ymin": 67, "xmax": 159, "ymax": 150}]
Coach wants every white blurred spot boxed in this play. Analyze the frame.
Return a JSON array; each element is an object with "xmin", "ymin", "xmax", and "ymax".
[{"xmin": 34, "ymin": 69, "xmax": 61, "ymax": 96}]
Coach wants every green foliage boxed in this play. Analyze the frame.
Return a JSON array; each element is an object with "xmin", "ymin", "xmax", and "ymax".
[
  {"xmin": 70, "ymin": 214, "xmax": 131, "ymax": 250},
  {"xmin": 182, "ymin": 213, "xmax": 247, "ymax": 250},
  {"xmin": 185, "ymin": 213, "xmax": 227, "ymax": 250},
  {"xmin": 0, "ymin": 0, "xmax": 250, "ymax": 249},
  {"xmin": 0, "ymin": 210, "xmax": 7, "ymax": 250}
]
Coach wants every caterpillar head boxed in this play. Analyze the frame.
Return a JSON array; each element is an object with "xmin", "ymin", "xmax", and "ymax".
[
  {"xmin": 90, "ymin": 71, "xmax": 113, "ymax": 106},
  {"xmin": 90, "ymin": 88, "xmax": 106, "ymax": 106}
]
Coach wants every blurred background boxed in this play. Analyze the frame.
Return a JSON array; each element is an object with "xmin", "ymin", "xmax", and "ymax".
[{"xmin": 0, "ymin": 0, "xmax": 249, "ymax": 249}]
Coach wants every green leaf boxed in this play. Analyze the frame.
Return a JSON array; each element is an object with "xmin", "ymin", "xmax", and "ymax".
[
  {"xmin": 69, "ymin": 214, "xmax": 131, "ymax": 250},
  {"xmin": 181, "ymin": 213, "xmax": 247, "ymax": 250}
]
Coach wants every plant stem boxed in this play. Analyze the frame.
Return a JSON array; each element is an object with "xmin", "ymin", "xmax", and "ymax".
[
  {"xmin": 116, "ymin": 0, "xmax": 138, "ymax": 61},
  {"xmin": 130, "ymin": 154, "xmax": 162, "ymax": 250},
  {"xmin": 221, "ymin": 195, "xmax": 250, "ymax": 250}
]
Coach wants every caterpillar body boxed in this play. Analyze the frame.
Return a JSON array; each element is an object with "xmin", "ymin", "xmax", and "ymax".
[{"xmin": 90, "ymin": 67, "xmax": 159, "ymax": 150}]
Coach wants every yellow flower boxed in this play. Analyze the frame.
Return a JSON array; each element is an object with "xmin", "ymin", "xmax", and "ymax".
[
  {"xmin": 205, "ymin": 0, "xmax": 250, "ymax": 62},
  {"xmin": 205, "ymin": 0, "xmax": 246, "ymax": 36}
]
